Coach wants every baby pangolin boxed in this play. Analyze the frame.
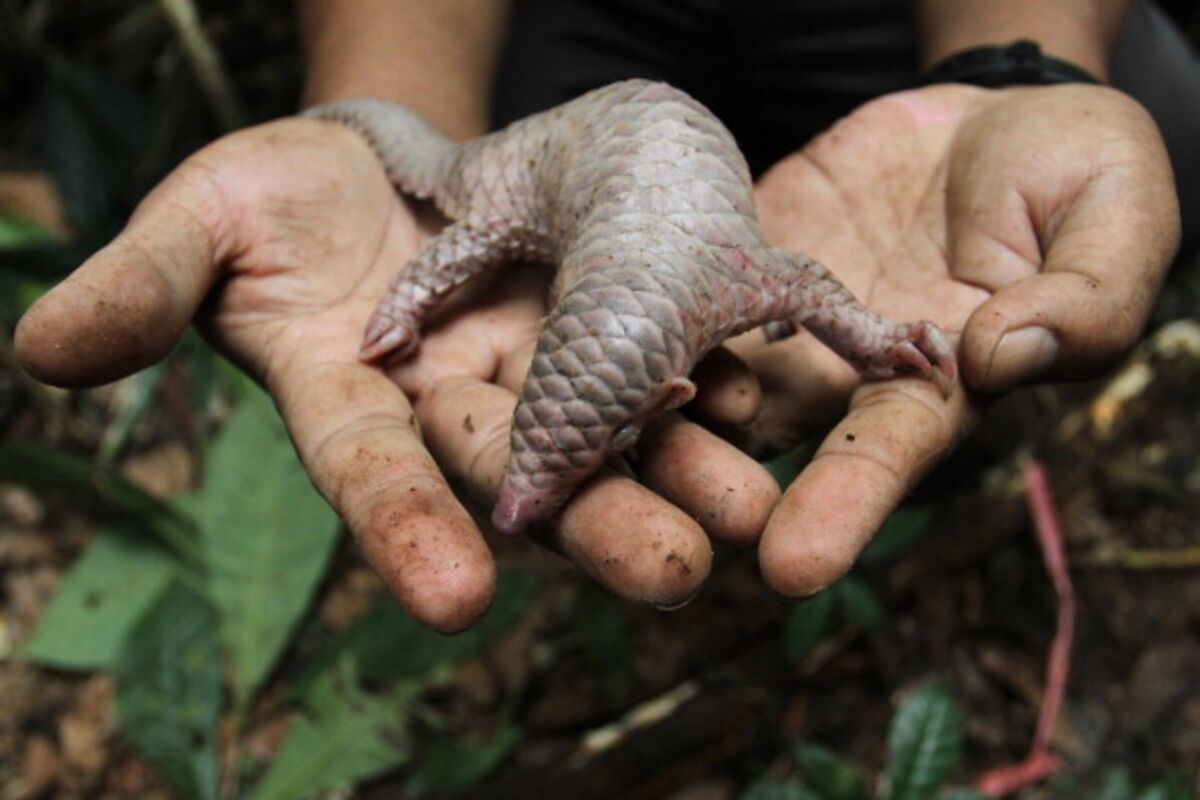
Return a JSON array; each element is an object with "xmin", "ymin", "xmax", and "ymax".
[{"xmin": 304, "ymin": 79, "xmax": 957, "ymax": 535}]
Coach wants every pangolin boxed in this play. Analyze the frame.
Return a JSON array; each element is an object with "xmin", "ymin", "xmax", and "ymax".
[{"xmin": 303, "ymin": 79, "xmax": 956, "ymax": 536}]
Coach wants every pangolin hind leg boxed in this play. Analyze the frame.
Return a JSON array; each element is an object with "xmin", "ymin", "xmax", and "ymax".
[{"xmin": 757, "ymin": 248, "xmax": 958, "ymax": 396}]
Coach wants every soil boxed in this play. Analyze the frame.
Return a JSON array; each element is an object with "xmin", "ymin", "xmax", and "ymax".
[
  {"xmin": 2, "ymin": 269, "xmax": 1199, "ymax": 798},
  {"xmin": 1, "ymin": 2, "xmax": 1199, "ymax": 796}
]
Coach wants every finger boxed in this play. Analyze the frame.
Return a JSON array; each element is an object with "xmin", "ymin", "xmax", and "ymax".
[
  {"xmin": 416, "ymin": 377, "xmax": 712, "ymax": 607},
  {"xmin": 718, "ymin": 329, "xmax": 859, "ymax": 457},
  {"xmin": 498, "ymin": 338, "xmax": 779, "ymax": 547},
  {"xmin": 954, "ymin": 102, "xmax": 1181, "ymax": 393},
  {"xmin": 943, "ymin": 143, "xmax": 1044, "ymax": 294},
  {"xmin": 686, "ymin": 346, "xmax": 762, "ymax": 426},
  {"xmin": 15, "ymin": 165, "xmax": 230, "ymax": 387},
  {"xmin": 389, "ymin": 263, "xmax": 547, "ymax": 399},
  {"xmin": 638, "ymin": 414, "xmax": 780, "ymax": 547},
  {"xmin": 758, "ymin": 378, "xmax": 969, "ymax": 597},
  {"xmin": 271, "ymin": 357, "xmax": 495, "ymax": 633}
]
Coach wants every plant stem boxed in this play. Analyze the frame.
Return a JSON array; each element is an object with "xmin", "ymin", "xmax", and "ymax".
[
  {"xmin": 158, "ymin": 0, "xmax": 245, "ymax": 130},
  {"xmin": 974, "ymin": 458, "xmax": 1075, "ymax": 796}
]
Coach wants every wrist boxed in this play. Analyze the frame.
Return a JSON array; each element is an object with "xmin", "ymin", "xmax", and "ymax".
[
  {"xmin": 920, "ymin": 40, "xmax": 1102, "ymax": 89},
  {"xmin": 298, "ymin": 0, "xmax": 509, "ymax": 140},
  {"xmin": 916, "ymin": 1, "xmax": 1127, "ymax": 83}
]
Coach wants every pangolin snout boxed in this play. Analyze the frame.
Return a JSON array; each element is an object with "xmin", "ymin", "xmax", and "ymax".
[{"xmin": 492, "ymin": 471, "xmax": 575, "ymax": 536}]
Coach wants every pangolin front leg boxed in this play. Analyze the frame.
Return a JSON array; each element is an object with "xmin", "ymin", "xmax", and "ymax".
[
  {"xmin": 359, "ymin": 222, "xmax": 528, "ymax": 361},
  {"xmin": 304, "ymin": 79, "xmax": 960, "ymax": 537}
]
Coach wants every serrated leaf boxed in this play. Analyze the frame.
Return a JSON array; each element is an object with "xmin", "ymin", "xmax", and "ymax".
[
  {"xmin": 741, "ymin": 782, "xmax": 821, "ymax": 800},
  {"xmin": 251, "ymin": 660, "xmax": 421, "ymax": 800},
  {"xmin": 886, "ymin": 683, "xmax": 963, "ymax": 800},
  {"xmin": 792, "ymin": 742, "xmax": 867, "ymax": 800},
  {"xmin": 861, "ymin": 505, "xmax": 934, "ymax": 564},
  {"xmin": 22, "ymin": 528, "xmax": 179, "ymax": 669},
  {"xmin": 115, "ymin": 579, "xmax": 221, "ymax": 800},
  {"xmin": 407, "ymin": 714, "xmax": 522, "ymax": 795},
  {"xmin": 195, "ymin": 386, "xmax": 339, "ymax": 707},
  {"xmin": 0, "ymin": 444, "xmax": 201, "ymax": 565},
  {"xmin": 836, "ymin": 576, "xmax": 884, "ymax": 633},
  {"xmin": 783, "ymin": 590, "xmax": 834, "ymax": 663}
]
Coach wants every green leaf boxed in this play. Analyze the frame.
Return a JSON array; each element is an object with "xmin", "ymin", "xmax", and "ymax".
[
  {"xmin": 886, "ymin": 683, "xmax": 963, "ymax": 800},
  {"xmin": 115, "ymin": 579, "xmax": 221, "ymax": 800},
  {"xmin": 836, "ymin": 576, "xmax": 884, "ymax": 633},
  {"xmin": 407, "ymin": 715, "xmax": 522, "ymax": 795},
  {"xmin": 741, "ymin": 782, "xmax": 821, "ymax": 800},
  {"xmin": 0, "ymin": 214, "xmax": 55, "ymax": 249},
  {"xmin": 1136, "ymin": 774, "xmax": 1192, "ymax": 800},
  {"xmin": 575, "ymin": 584, "xmax": 633, "ymax": 703},
  {"xmin": 194, "ymin": 386, "xmax": 339, "ymax": 707},
  {"xmin": 1098, "ymin": 768, "xmax": 1136, "ymax": 800},
  {"xmin": 98, "ymin": 363, "xmax": 168, "ymax": 466},
  {"xmin": 22, "ymin": 529, "xmax": 179, "ymax": 669},
  {"xmin": 0, "ymin": 444, "xmax": 201, "ymax": 565},
  {"xmin": 0, "ymin": 267, "xmax": 52, "ymax": 321},
  {"xmin": 41, "ymin": 52, "xmax": 155, "ymax": 235},
  {"xmin": 792, "ymin": 742, "xmax": 867, "ymax": 800},
  {"xmin": 292, "ymin": 571, "xmax": 541, "ymax": 697},
  {"xmin": 762, "ymin": 446, "xmax": 814, "ymax": 489},
  {"xmin": 251, "ymin": 660, "xmax": 421, "ymax": 800},
  {"xmin": 861, "ymin": 505, "xmax": 934, "ymax": 564},
  {"xmin": 257, "ymin": 570, "xmax": 536, "ymax": 799},
  {"xmin": 783, "ymin": 590, "xmax": 834, "ymax": 663}
]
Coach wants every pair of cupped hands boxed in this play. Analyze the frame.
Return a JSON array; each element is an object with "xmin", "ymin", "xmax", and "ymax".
[{"xmin": 15, "ymin": 83, "xmax": 1179, "ymax": 632}]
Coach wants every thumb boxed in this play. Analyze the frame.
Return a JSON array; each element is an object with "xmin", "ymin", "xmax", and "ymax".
[
  {"xmin": 960, "ymin": 189, "xmax": 1179, "ymax": 393},
  {"xmin": 15, "ymin": 164, "xmax": 230, "ymax": 387},
  {"xmin": 954, "ymin": 159, "xmax": 1179, "ymax": 393}
]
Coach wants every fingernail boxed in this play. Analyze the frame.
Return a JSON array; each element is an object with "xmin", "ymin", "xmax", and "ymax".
[
  {"xmin": 985, "ymin": 326, "xmax": 1058, "ymax": 392},
  {"xmin": 652, "ymin": 583, "xmax": 704, "ymax": 611}
]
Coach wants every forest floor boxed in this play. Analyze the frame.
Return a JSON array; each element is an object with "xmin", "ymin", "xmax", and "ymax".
[{"xmin": 2, "ymin": 2, "xmax": 1199, "ymax": 798}]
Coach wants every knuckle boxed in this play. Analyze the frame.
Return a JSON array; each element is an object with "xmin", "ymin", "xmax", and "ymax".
[
  {"xmin": 312, "ymin": 415, "xmax": 435, "ymax": 513},
  {"xmin": 761, "ymin": 540, "xmax": 854, "ymax": 599}
]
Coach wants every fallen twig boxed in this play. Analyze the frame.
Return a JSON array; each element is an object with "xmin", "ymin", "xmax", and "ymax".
[
  {"xmin": 1082, "ymin": 544, "xmax": 1200, "ymax": 570},
  {"xmin": 159, "ymin": 0, "xmax": 245, "ymax": 130},
  {"xmin": 974, "ymin": 458, "xmax": 1075, "ymax": 796}
]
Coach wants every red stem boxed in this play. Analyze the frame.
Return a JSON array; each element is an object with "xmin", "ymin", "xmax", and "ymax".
[{"xmin": 974, "ymin": 459, "xmax": 1076, "ymax": 797}]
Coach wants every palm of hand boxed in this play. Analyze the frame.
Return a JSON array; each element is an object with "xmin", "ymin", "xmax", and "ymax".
[
  {"xmin": 192, "ymin": 120, "xmax": 430, "ymax": 376},
  {"xmin": 19, "ymin": 117, "xmax": 783, "ymax": 630},
  {"xmin": 199, "ymin": 120, "xmax": 781, "ymax": 619},
  {"xmin": 760, "ymin": 91, "xmax": 988, "ymax": 338},
  {"xmin": 734, "ymin": 87, "xmax": 989, "ymax": 449},
  {"xmin": 730, "ymin": 83, "xmax": 1178, "ymax": 598},
  {"xmin": 190, "ymin": 120, "xmax": 559, "ymax": 441}
]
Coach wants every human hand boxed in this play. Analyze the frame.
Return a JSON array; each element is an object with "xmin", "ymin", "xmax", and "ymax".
[
  {"xmin": 712, "ymin": 83, "xmax": 1180, "ymax": 597},
  {"xmin": 15, "ymin": 118, "xmax": 780, "ymax": 631}
]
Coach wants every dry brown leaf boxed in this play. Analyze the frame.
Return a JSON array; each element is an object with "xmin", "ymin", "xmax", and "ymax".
[
  {"xmin": 16, "ymin": 735, "xmax": 61, "ymax": 800},
  {"xmin": 0, "ymin": 171, "xmax": 70, "ymax": 237},
  {"xmin": 119, "ymin": 443, "xmax": 197, "ymax": 498},
  {"xmin": 58, "ymin": 676, "xmax": 113, "ymax": 777}
]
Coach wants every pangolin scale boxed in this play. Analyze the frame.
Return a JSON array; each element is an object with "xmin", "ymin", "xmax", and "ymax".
[{"xmin": 303, "ymin": 79, "xmax": 956, "ymax": 535}]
